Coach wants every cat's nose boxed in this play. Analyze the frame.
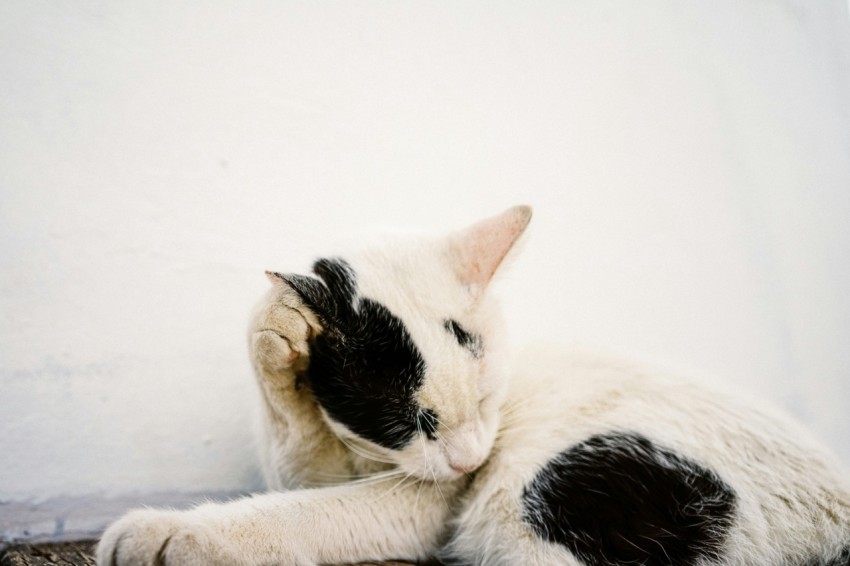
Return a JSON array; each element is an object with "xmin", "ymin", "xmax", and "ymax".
[
  {"xmin": 444, "ymin": 422, "xmax": 487, "ymax": 474},
  {"xmin": 449, "ymin": 459, "xmax": 482, "ymax": 474}
]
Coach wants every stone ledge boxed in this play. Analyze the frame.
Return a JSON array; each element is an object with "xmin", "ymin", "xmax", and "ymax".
[{"xmin": 0, "ymin": 540, "xmax": 429, "ymax": 566}]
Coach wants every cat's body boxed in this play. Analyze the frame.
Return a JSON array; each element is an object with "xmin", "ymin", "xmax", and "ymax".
[{"xmin": 98, "ymin": 206, "xmax": 850, "ymax": 565}]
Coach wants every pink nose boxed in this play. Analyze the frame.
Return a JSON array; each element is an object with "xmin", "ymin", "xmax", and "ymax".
[{"xmin": 449, "ymin": 460, "xmax": 481, "ymax": 474}]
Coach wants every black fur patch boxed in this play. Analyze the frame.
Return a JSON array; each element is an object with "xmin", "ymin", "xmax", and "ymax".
[
  {"xmin": 283, "ymin": 258, "xmax": 428, "ymax": 450},
  {"xmin": 416, "ymin": 408, "xmax": 439, "ymax": 441},
  {"xmin": 443, "ymin": 319, "xmax": 482, "ymax": 357},
  {"xmin": 521, "ymin": 432, "xmax": 736, "ymax": 566}
]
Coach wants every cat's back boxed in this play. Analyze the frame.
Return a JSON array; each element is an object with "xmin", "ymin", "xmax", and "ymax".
[
  {"xmin": 501, "ymin": 347, "xmax": 847, "ymax": 474},
  {"xmin": 452, "ymin": 347, "xmax": 850, "ymax": 565}
]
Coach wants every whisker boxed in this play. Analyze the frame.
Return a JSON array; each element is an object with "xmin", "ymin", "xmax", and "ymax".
[
  {"xmin": 414, "ymin": 431, "xmax": 426, "ymax": 515},
  {"xmin": 436, "ymin": 419, "xmax": 457, "ymax": 437},
  {"xmin": 421, "ymin": 436, "xmax": 450, "ymax": 511},
  {"xmin": 309, "ymin": 468, "xmax": 404, "ymax": 481},
  {"xmin": 346, "ymin": 470, "xmax": 408, "ymax": 486},
  {"xmin": 338, "ymin": 435, "xmax": 397, "ymax": 465},
  {"xmin": 375, "ymin": 472, "xmax": 414, "ymax": 501},
  {"xmin": 498, "ymin": 399, "xmax": 537, "ymax": 420},
  {"xmin": 430, "ymin": 465, "xmax": 450, "ymax": 511}
]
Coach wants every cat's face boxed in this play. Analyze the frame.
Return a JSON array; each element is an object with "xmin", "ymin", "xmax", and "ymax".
[{"xmin": 277, "ymin": 206, "xmax": 530, "ymax": 481}]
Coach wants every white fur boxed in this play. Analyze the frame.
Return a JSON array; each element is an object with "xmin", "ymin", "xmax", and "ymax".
[{"xmin": 97, "ymin": 206, "xmax": 850, "ymax": 565}]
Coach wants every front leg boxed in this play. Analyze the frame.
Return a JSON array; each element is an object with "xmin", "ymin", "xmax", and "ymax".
[
  {"xmin": 249, "ymin": 276, "xmax": 358, "ymax": 488},
  {"xmin": 97, "ymin": 476, "xmax": 464, "ymax": 566}
]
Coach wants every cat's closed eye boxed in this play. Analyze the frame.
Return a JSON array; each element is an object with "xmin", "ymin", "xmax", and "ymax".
[{"xmin": 443, "ymin": 319, "xmax": 483, "ymax": 357}]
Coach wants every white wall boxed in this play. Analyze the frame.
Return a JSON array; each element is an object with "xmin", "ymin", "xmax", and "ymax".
[{"xmin": 2, "ymin": 1, "xmax": 849, "ymax": 542}]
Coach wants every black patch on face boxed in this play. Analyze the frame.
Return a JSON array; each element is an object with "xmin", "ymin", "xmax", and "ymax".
[
  {"xmin": 444, "ymin": 319, "xmax": 482, "ymax": 357},
  {"xmin": 416, "ymin": 408, "xmax": 439, "ymax": 440},
  {"xmin": 521, "ymin": 432, "xmax": 736, "ymax": 566},
  {"xmin": 282, "ymin": 258, "xmax": 427, "ymax": 450}
]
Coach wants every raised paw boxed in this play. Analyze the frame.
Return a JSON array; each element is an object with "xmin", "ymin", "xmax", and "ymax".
[
  {"xmin": 249, "ymin": 273, "xmax": 320, "ymax": 375},
  {"xmin": 96, "ymin": 508, "xmax": 234, "ymax": 566}
]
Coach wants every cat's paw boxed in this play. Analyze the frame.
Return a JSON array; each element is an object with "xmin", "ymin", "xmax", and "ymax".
[
  {"xmin": 96, "ymin": 509, "xmax": 234, "ymax": 566},
  {"xmin": 249, "ymin": 276, "xmax": 318, "ymax": 375},
  {"xmin": 252, "ymin": 329, "xmax": 305, "ymax": 374}
]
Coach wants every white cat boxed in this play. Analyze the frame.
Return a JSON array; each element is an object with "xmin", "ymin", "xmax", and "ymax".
[{"xmin": 98, "ymin": 206, "xmax": 850, "ymax": 565}]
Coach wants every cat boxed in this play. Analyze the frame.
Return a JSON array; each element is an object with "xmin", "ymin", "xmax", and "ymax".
[{"xmin": 97, "ymin": 205, "xmax": 850, "ymax": 565}]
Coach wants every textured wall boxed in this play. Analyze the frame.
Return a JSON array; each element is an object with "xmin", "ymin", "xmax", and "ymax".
[{"xmin": 2, "ymin": 0, "xmax": 849, "ymax": 540}]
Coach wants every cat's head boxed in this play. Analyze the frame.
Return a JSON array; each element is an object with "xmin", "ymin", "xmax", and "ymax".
[{"xmin": 269, "ymin": 206, "xmax": 531, "ymax": 481}]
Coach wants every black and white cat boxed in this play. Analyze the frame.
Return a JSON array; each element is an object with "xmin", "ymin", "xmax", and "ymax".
[{"xmin": 98, "ymin": 206, "xmax": 850, "ymax": 565}]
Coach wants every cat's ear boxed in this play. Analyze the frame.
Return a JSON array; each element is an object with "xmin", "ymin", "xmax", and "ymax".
[
  {"xmin": 448, "ymin": 205, "xmax": 532, "ymax": 292},
  {"xmin": 265, "ymin": 258, "xmax": 357, "ymax": 325}
]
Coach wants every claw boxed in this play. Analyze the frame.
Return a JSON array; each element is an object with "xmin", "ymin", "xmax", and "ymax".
[{"xmin": 155, "ymin": 534, "xmax": 172, "ymax": 566}]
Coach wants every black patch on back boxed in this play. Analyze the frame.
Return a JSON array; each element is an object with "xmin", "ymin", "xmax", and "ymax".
[
  {"xmin": 521, "ymin": 432, "xmax": 736, "ymax": 566},
  {"xmin": 282, "ymin": 258, "xmax": 430, "ymax": 450},
  {"xmin": 443, "ymin": 319, "xmax": 482, "ymax": 357}
]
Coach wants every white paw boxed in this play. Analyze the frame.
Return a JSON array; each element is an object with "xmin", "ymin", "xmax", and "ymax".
[
  {"xmin": 250, "ymin": 282, "xmax": 317, "ymax": 375},
  {"xmin": 96, "ymin": 509, "xmax": 234, "ymax": 566}
]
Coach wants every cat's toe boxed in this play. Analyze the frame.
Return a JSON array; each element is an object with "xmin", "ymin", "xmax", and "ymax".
[
  {"xmin": 250, "ymin": 290, "xmax": 315, "ymax": 373},
  {"xmin": 96, "ymin": 508, "xmax": 206, "ymax": 566},
  {"xmin": 155, "ymin": 526, "xmax": 231, "ymax": 566},
  {"xmin": 252, "ymin": 329, "xmax": 302, "ymax": 372},
  {"xmin": 97, "ymin": 509, "xmax": 167, "ymax": 565}
]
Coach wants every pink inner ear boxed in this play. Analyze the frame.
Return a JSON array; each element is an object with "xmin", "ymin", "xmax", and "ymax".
[{"xmin": 451, "ymin": 205, "xmax": 532, "ymax": 289}]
